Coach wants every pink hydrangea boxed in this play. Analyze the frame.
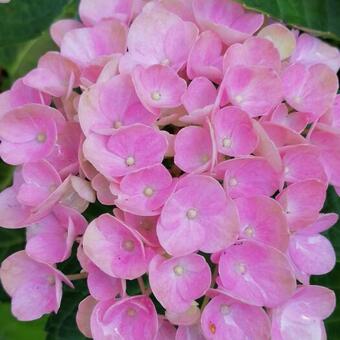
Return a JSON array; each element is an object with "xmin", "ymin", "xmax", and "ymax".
[{"xmin": 0, "ymin": 0, "xmax": 339, "ymax": 337}]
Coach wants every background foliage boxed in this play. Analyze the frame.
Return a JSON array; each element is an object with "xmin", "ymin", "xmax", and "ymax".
[{"xmin": 0, "ymin": 0, "xmax": 339, "ymax": 339}]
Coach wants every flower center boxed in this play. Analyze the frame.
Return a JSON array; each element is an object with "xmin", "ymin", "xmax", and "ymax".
[
  {"xmin": 186, "ymin": 208, "xmax": 198, "ymax": 220},
  {"xmin": 47, "ymin": 275, "xmax": 55, "ymax": 286},
  {"xmin": 244, "ymin": 225, "xmax": 255, "ymax": 238},
  {"xmin": 235, "ymin": 95, "xmax": 243, "ymax": 103},
  {"xmin": 127, "ymin": 308, "xmax": 136, "ymax": 317},
  {"xmin": 160, "ymin": 58, "xmax": 170, "ymax": 66},
  {"xmin": 151, "ymin": 91, "xmax": 161, "ymax": 101},
  {"xmin": 125, "ymin": 156, "xmax": 135, "ymax": 166},
  {"xmin": 36, "ymin": 132, "xmax": 47, "ymax": 143},
  {"xmin": 229, "ymin": 177, "xmax": 238, "ymax": 186},
  {"xmin": 173, "ymin": 265, "xmax": 184, "ymax": 276},
  {"xmin": 235, "ymin": 262, "xmax": 247, "ymax": 275},
  {"xmin": 143, "ymin": 186, "xmax": 154, "ymax": 197},
  {"xmin": 113, "ymin": 121, "xmax": 122, "ymax": 129},
  {"xmin": 222, "ymin": 137, "xmax": 232, "ymax": 148},
  {"xmin": 123, "ymin": 240, "xmax": 135, "ymax": 252},
  {"xmin": 220, "ymin": 304, "xmax": 230, "ymax": 315}
]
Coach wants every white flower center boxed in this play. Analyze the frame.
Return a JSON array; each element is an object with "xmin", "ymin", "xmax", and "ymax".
[
  {"xmin": 220, "ymin": 304, "xmax": 230, "ymax": 315},
  {"xmin": 235, "ymin": 262, "xmax": 247, "ymax": 275},
  {"xmin": 229, "ymin": 177, "xmax": 238, "ymax": 186},
  {"xmin": 173, "ymin": 265, "xmax": 184, "ymax": 276},
  {"xmin": 36, "ymin": 132, "xmax": 47, "ymax": 143},
  {"xmin": 143, "ymin": 186, "xmax": 154, "ymax": 197},
  {"xmin": 186, "ymin": 208, "xmax": 198, "ymax": 220},
  {"xmin": 127, "ymin": 308, "xmax": 136, "ymax": 316},
  {"xmin": 222, "ymin": 137, "xmax": 232, "ymax": 148},
  {"xmin": 125, "ymin": 156, "xmax": 135, "ymax": 166},
  {"xmin": 235, "ymin": 95, "xmax": 243, "ymax": 103},
  {"xmin": 47, "ymin": 275, "xmax": 55, "ymax": 285},
  {"xmin": 160, "ymin": 58, "xmax": 170, "ymax": 66},
  {"xmin": 244, "ymin": 225, "xmax": 255, "ymax": 238},
  {"xmin": 114, "ymin": 121, "xmax": 122, "ymax": 129},
  {"xmin": 123, "ymin": 240, "xmax": 135, "ymax": 252},
  {"xmin": 151, "ymin": 91, "xmax": 161, "ymax": 101}
]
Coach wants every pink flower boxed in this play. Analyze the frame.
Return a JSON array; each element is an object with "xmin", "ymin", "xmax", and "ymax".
[
  {"xmin": 280, "ymin": 144, "xmax": 327, "ymax": 184},
  {"xmin": 79, "ymin": 74, "xmax": 155, "ymax": 136},
  {"xmin": 291, "ymin": 33, "xmax": 340, "ymax": 72},
  {"xmin": 201, "ymin": 294, "xmax": 271, "ymax": 339},
  {"xmin": 276, "ymin": 179, "xmax": 327, "ymax": 231},
  {"xmin": 113, "ymin": 164, "xmax": 174, "ymax": 216},
  {"xmin": 282, "ymin": 63, "xmax": 338, "ymax": 121},
  {"xmin": 271, "ymin": 285, "xmax": 335, "ymax": 340},
  {"xmin": 218, "ymin": 240, "xmax": 296, "ymax": 307},
  {"xmin": 50, "ymin": 19, "xmax": 83, "ymax": 47},
  {"xmin": 174, "ymin": 125, "xmax": 214, "ymax": 173},
  {"xmin": 79, "ymin": 0, "xmax": 134, "ymax": 26},
  {"xmin": 192, "ymin": 0, "xmax": 264, "ymax": 45},
  {"xmin": 114, "ymin": 208, "xmax": 160, "ymax": 247},
  {"xmin": 212, "ymin": 106, "xmax": 258, "ymax": 157},
  {"xmin": 218, "ymin": 156, "xmax": 281, "ymax": 198},
  {"xmin": 235, "ymin": 195, "xmax": 289, "ymax": 251},
  {"xmin": 26, "ymin": 204, "xmax": 87, "ymax": 264},
  {"xmin": 76, "ymin": 296, "xmax": 97, "ymax": 338},
  {"xmin": 187, "ymin": 31, "xmax": 224, "ymax": 83},
  {"xmin": 121, "ymin": 3, "xmax": 198, "ymax": 73},
  {"xmin": 0, "ymin": 104, "xmax": 65, "ymax": 165},
  {"xmin": 181, "ymin": 77, "xmax": 217, "ymax": 125},
  {"xmin": 149, "ymin": 253, "xmax": 211, "ymax": 312},
  {"xmin": 223, "ymin": 36, "xmax": 281, "ymax": 72},
  {"xmin": 90, "ymin": 295, "xmax": 158, "ymax": 340},
  {"xmin": 157, "ymin": 175, "xmax": 239, "ymax": 255},
  {"xmin": 0, "ymin": 251, "xmax": 72, "ymax": 320},
  {"xmin": 83, "ymin": 124, "xmax": 168, "ymax": 179},
  {"xmin": 222, "ymin": 65, "xmax": 283, "ymax": 117},
  {"xmin": 132, "ymin": 64, "xmax": 187, "ymax": 115},
  {"xmin": 257, "ymin": 23, "xmax": 296, "ymax": 60},
  {"xmin": 61, "ymin": 20, "xmax": 127, "ymax": 69},
  {"xmin": 23, "ymin": 52, "xmax": 80, "ymax": 98},
  {"xmin": 83, "ymin": 214, "xmax": 150, "ymax": 279}
]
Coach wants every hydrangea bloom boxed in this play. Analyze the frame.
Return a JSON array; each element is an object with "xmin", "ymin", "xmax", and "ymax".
[{"xmin": 0, "ymin": 0, "xmax": 339, "ymax": 338}]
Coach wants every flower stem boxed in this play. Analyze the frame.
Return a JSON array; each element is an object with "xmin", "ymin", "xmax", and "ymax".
[
  {"xmin": 67, "ymin": 272, "xmax": 88, "ymax": 281},
  {"xmin": 137, "ymin": 276, "xmax": 146, "ymax": 295}
]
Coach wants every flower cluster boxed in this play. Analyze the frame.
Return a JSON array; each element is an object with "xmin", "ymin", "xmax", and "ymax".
[{"xmin": 0, "ymin": 0, "xmax": 340, "ymax": 339}]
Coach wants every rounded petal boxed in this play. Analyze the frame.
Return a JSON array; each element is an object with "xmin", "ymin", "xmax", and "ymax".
[
  {"xmin": 201, "ymin": 295, "xmax": 271, "ymax": 339},
  {"xmin": 213, "ymin": 106, "xmax": 258, "ymax": 157},
  {"xmin": 218, "ymin": 240, "xmax": 296, "ymax": 307},
  {"xmin": 149, "ymin": 254, "xmax": 211, "ymax": 312}
]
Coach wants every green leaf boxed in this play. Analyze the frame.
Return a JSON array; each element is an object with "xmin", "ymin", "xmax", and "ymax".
[
  {"xmin": 0, "ymin": 302, "xmax": 47, "ymax": 340},
  {"xmin": 234, "ymin": 0, "xmax": 340, "ymax": 42},
  {"xmin": 45, "ymin": 280, "xmax": 88, "ymax": 340},
  {"xmin": 0, "ymin": 161, "xmax": 14, "ymax": 192},
  {"xmin": 0, "ymin": 0, "xmax": 79, "ymax": 88},
  {"xmin": 0, "ymin": 0, "xmax": 69, "ymax": 46},
  {"xmin": 0, "ymin": 229, "xmax": 25, "ymax": 301}
]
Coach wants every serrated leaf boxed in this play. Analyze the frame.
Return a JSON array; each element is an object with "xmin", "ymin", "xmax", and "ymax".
[{"xmin": 234, "ymin": 0, "xmax": 340, "ymax": 42}]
